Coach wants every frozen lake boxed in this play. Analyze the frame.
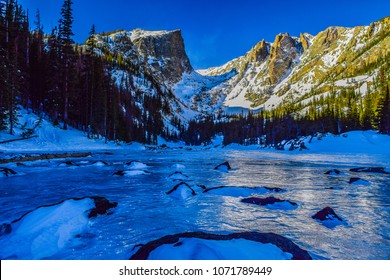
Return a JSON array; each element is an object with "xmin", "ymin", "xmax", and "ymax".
[{"xmin": 1, "ymin": 148, "xmax": 389, "ymax": 259}]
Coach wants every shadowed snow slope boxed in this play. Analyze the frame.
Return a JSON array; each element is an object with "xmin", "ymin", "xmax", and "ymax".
[{"xmin": 0, "ymin": 107, "xmax": 143, "ymax": 152}]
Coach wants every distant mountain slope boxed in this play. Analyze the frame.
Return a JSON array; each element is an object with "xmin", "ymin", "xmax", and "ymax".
[
  {"xmin": 86, "ymin": 16, "xmax": 389, "ymax": 129},
  {"xmin": 199, "ymin": 16, "xmax": 390, "ymax": 111}
]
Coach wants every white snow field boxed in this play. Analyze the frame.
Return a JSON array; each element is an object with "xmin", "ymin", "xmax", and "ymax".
[{"xmin": 0, "ymin": 109, "xmax": 390, "ymax": 260}]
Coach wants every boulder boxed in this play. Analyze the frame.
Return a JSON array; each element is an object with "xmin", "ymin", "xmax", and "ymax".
[
  {"xmin": 125, "ymin": 160, "xmax": 149, "ymax": 169},
  {"xmin": 129, "ymin": 231, "xmax": 312, "ymax": 260},
  {"xmin": 59, "ymin": 161, "xmax": 79, "ymax": 167},
  {"xmin": 91, "ymin": 160, "xmax": 109, "ymax": 167},
  {"xmin": 214, "ymin": 161, "xmax": 231, "ymax": 171},
  {"xmin": 324, "ymin": 169, "xmax": 341, "ymax": 175},
  {"xmin": 312, "ymin": 207, "xmax": 342, "ymax": 222},
  {"xmin": 350, "ymin": 167, "xmax": 390, "ymax": 174},
  {"xmin": 113, "ymin": 170, "xmax": 150, "ymax": 176},
  {"xmin": 349, "ymin": 177, "xmax": 371, "ymax": 186},
  {"xmin": 0, "ymin": 167, "xmax": 17, "ymax": 177},
  {"xmin": 241, "ymin": 196, "xmax": 297, "ymax": 208},
  {"xmin": 166, "ymin": 182, "xmax": 197, "ymax": 200},
  {"xmin": 87, "ymin": 196, "xmax": 118, "ymax": 218}
]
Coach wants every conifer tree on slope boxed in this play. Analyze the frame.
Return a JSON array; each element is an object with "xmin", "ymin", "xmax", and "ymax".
[{"xmin": 58, "ymin": 0, "xmax": 74, "ymax": 130}]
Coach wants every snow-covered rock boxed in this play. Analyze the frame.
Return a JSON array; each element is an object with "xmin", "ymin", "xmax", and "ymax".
[
  {"xmin": 312, "ymin": 207, "xmax": 343, "ymax": 228},
  {"xmin": 113, "ymin": 170, "xmax": 150, "ymax": 176},
  {"xmin": 0, "ymin": 167, "xmax": 17, "ymax": 177},
  {"xmin": 166, "ymin": 182, "xmax": 196, "ymax": 200},
  {"xmin": 241, "ymin": 196, "xmax": 298, "ymax": 210},
  {"xmin": 130, "ymin": 232, "xmax": 312, "ymax": 260},
  {"xmin": 214, "ymin": 161, "xmax": 232, "ymax": 172},
  {"xmin": 324, "ymin": 169, "xmax": 342, "ymax": 175},
  {"xmin": 349, "ymin": 177, "xmax": 371, "ymax": 186},
  {"xmin": 0, "ymin": 196, "xmax": 117, "ymax": 259},
  {"xmin": 125, "ymin": 161, "xmax": 149, "ymax": 170}
]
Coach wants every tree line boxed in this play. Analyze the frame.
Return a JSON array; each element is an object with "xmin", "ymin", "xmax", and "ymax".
[
  {"xmin": 182, "ymin": 66, "xmax": 390, "ymax": 147},
  {"xmin": 0, "ymin": 0, "xmax": 167, "ymax": 144}
]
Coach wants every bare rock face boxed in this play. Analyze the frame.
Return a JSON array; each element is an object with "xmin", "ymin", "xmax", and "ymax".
[
  {"xmin": 131, "ymin": 29, "xmax": 193, "ymax": 84},
  {"xmin": 267, "ymin": 33, "xmax": 301, "ymax": 84},
  {"xmin": 321, "ymin": 27, "xmax": 339, "ymax": 46},
  {"xmin": 299, "ymin": 33, "xmax": 311, "ymax": 51},
  {"xmin": 248, "ymin": 39, "xmax": 270, "ymax": 63}
]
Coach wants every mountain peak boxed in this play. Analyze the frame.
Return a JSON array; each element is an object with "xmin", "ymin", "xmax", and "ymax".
[{"xmin": 130, "ymin": 28, "xmax": 181, "ymax": 42}]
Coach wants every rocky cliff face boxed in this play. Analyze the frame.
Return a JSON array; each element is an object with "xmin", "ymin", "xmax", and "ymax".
[
  {"xmin": 131, "ymin": 29, "xmax": 193, "ymax": 84},
  {"xmin": 267, "ymin": 33, "xmax": 302, "ymax": 84}
]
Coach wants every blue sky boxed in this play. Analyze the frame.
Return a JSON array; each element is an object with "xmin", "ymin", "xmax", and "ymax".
[{"xmin": 19, "ymin": 0, "xmax": 390, "ymax": 69}]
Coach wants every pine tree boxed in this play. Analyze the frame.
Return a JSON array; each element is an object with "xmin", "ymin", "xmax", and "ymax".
[
  {"xmin": 377, "ymin": 84, "xmax": 390, "ymax": 134},
  {"xmin": 58, "ymin": 0, "xmax": 74, "ymax": 130}
]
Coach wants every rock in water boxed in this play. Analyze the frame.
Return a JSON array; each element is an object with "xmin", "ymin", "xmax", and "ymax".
[
  {"xmin": 214, "ymin": 161, "xmax": 231, "ymax": 172},
  {"xmin": 125, "ymin": 161, "xmax": 149, "ymax": 169},
  {"xmin": 312, "ymin": 207, "xmax": 342, "ymax": 222},
  {"xmin": 129, "ymin": 231, "xmax": 312, "ymax": 260},
  {"xmin": 88, "ymin": 196, "xmax": 118, "ymax": 218},
  {"xmin": 166, "ymin": 182, "xmax": 196, "ymax": 199},
  {"xmin": 113, "ymin": 170, "xmax": 150, "ymax": 176},
  {"xmin": 241, "ymin": 196, "xmax": 297, "ymax": 209},
  {"xmin": 0, "ymin": 223, "xmax": 12, "ymax": 236},
  {"xmin": 350, "ymin": 167, "xmax": 390, "ymax": 174},
  {"xmin": 349, "ymin": 177, "xmax": 371, "ymax": 186},
  {"xmin": 324, "ymin": 169, "xmax": 341, "ymax": 175},
  {"xmin": 0, "ymin": 167, "xmax": 17, "ymax": 177}
]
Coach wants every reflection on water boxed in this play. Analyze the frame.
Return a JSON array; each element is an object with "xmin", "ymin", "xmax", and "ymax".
[{"xmin": 0, "ymin": 149, "xmax": 389, "ymax": 259}]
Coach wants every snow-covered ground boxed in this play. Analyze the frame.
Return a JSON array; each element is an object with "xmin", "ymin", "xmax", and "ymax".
[
  {"xmin": 1, "ymin": 109, "xmax": 390, "ymax": 260},
  {"xmin": 0, "ymin": 107, "xmax": 144, "ymax": 153}
]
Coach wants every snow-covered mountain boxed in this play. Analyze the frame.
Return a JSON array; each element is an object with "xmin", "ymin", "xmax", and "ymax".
[
  {"xmin": 87, "ymin": 16, "xmax": 389, "ymax": 127},
  {"xmin": 199, "ymin": 16, "xmax": 390, "ymax": 111}
]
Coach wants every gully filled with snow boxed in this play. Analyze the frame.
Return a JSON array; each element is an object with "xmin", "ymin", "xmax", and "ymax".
[{"xmin": 0, "ymin": 148, "xmax": 389, "ymax": 260}]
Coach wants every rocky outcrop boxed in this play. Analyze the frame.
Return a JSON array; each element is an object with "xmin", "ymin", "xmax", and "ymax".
[
  {"xmin": 131, "ymin": 29, "xmax": 193, "ymax": 84},
  {"xmin": 312, "ymin": 207, "xmax": 342, "ymax": 222},
  {"xmin": 130, "ymin": 231, "xmax": 312, "ymax": 260},
  {"xmin": 321, "ymin": 27, "xmax": 339, "ymax": 46},
  {"xmin": 299, "ymin": 33, "xmax": 311, "ymax": 51},
  {"xmin": 267, "ymin": 33, "xmax": 301, "ymax": 84},
  {"xmin": 248, "ymin": 39, "xmax": 270, "ymax": 63}
]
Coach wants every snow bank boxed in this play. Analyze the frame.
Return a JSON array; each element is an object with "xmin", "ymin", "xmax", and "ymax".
[
  {"xmin": 0, "ymin": 198, "xmax": 94, "ymax": 259},
  {"xmin": 0, "ymin": 107, "xmax": 144, "ymax": 153},
  {"xmin": 303, "ymin": 131, "xmax": 390, "ymax": 155}
]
